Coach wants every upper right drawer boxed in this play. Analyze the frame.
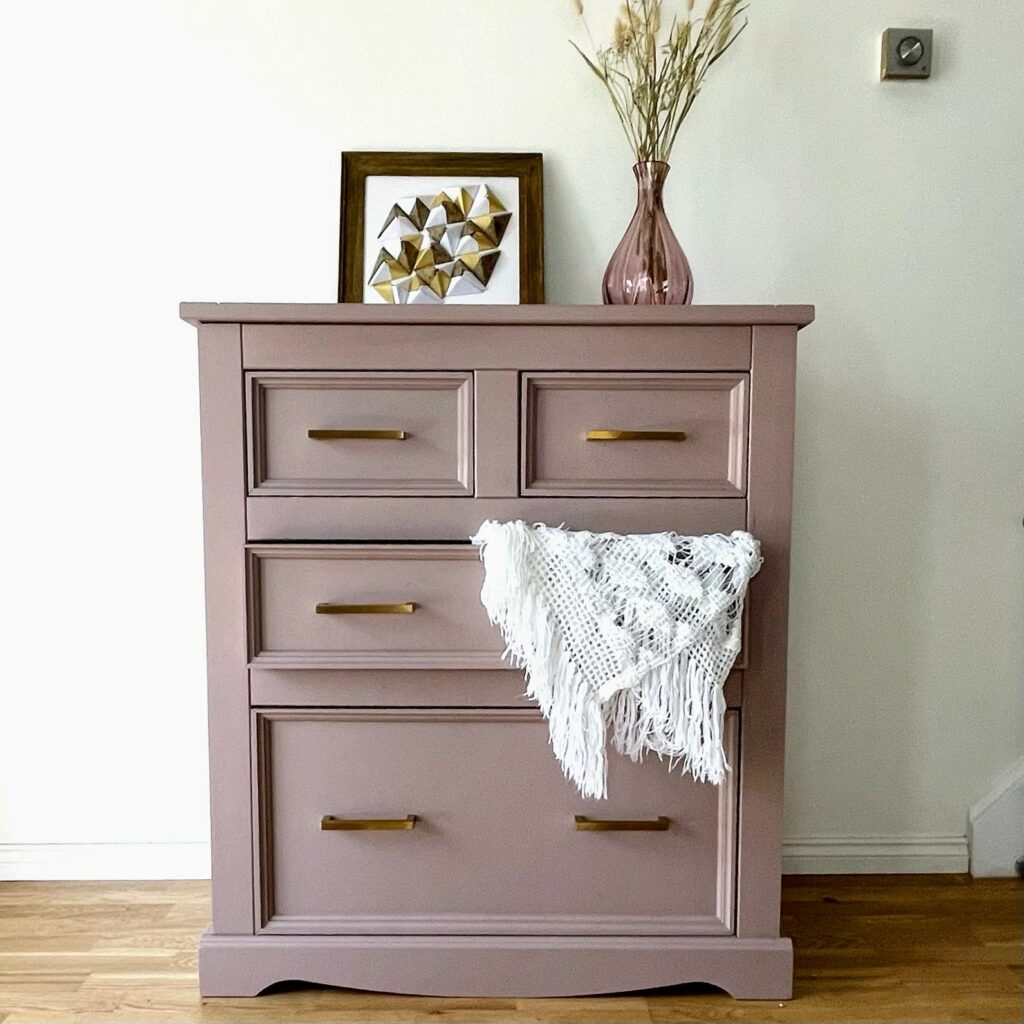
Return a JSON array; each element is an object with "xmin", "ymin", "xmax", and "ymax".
[{"xmin": 522, "ymin": 372, "xmax": 748, "ymax": 497}]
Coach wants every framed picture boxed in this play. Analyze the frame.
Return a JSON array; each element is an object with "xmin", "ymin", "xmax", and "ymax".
[{"xmin": 339, "ymin": 151, "xmax": 544, "ymax": 305}]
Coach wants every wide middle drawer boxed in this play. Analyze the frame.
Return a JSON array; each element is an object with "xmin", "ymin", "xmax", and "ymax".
[
  {"xmin": 247, "ymin": 544, "xmax": 503, "ymax": 670},
  {"xmin": 248, "ymin": 541, "xmax": 750, "ymax": 677}
]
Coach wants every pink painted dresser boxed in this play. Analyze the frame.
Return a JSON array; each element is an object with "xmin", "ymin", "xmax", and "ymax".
[{"xmin": 181, "ymin": 302, "xmax": 814, "ymax": 999}]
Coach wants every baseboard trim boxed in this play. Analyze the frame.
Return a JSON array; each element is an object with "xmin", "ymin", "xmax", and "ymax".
[
  {"xmin": 0, "ymin": 842, "xmax": 210, "ymax": 880},
  {"xmin": 782, "ymin": 834, "xmax": 969, "ymax": 874},
  {"xmin": 1, "ymin": 835, "xmax": 968, "ymax": 881}
]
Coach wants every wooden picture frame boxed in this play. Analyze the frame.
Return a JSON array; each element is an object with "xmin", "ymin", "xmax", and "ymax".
[{"xmin": 339, "ymin": 151, "xmax": 544, "ymax": 304}]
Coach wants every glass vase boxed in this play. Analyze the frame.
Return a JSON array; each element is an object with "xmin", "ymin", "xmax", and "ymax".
[{"xmin": 602, "ymin": 160, "xmax": 694, "ymax": 305}]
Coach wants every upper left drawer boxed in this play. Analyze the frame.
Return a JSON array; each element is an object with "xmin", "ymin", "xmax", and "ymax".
[{"xmin": 246, "ymin": 372, "xmax": 473, "ymax": 496}]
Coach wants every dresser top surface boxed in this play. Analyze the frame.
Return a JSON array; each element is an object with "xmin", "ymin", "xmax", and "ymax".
[{"xmin": 180, "ymin": 302, "xmax": 815, "ymax": 329}]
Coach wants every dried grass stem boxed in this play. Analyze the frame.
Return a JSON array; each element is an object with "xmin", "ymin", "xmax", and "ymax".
[{"xmin": 571, "ymin": 0, "xmax": 749, "ymax": 162}]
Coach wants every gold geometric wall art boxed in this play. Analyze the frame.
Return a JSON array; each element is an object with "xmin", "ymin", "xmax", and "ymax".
[
  {"xmin": 367, "ymin": 185, "xmax": 511, "ymax": 304},
  {"xmin": 339, "ymin": 152, "xmax": 544, "ymax": 304}
]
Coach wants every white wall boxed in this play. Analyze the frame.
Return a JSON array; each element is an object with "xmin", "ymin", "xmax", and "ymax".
[{"xmin": 2, "ymin": 0, "xmax": 1021, "ymax": 877}]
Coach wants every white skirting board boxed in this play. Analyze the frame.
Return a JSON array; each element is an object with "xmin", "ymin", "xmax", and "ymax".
[
  {"xmin": 0, "ymin": 843, "xmax": 211, "ymax": 881},
  {"xmin": 781, "ymin": 834, "xmax": 969, "ymax": 874},
  {"xmin": 0, "ymin": 836, "xmax": 968, "ymax": 880}
]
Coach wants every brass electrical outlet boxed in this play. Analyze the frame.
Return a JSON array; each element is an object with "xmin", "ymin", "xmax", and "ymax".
[{"xmin": 882, "ymin": 28, "xmax": 933, "ymax": 80}]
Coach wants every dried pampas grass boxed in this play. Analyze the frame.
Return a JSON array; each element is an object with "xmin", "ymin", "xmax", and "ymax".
[{"xmin": 569, "ymin": 0, "xmax": 750, "ymax": 162}]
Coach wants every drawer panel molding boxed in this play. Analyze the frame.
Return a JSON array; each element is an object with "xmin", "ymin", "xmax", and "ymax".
[
  {"xmin": 522, "ymin": 372, "xmax": 749, "ymax": 497},
  {"xmin": 247, "ymin": 371, "xmax": 473, "ymax": 497},
  {"xmin": 253, "ymin": 708, "xmax": 738, "ymax": 936},
  {"xmin": 246, "ymin": 545, "xmax": 503, "ymax": 670}
]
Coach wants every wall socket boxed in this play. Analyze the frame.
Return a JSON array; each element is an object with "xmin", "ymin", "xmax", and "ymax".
[{"xmin": 881, "ymin": 28, "xmax": 933, "ymax": 80}]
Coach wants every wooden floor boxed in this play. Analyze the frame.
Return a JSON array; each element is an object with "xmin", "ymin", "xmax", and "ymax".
[{"xmin": 0, "ymin": 875, "xmax": 1019, "ymax": 1023}]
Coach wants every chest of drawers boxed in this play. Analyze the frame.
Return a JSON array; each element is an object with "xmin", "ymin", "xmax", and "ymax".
[{"xmin": 182, "ymin": 302, "xmax": 813, "ymax": 999}]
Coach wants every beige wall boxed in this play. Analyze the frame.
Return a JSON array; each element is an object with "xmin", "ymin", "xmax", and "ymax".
[{"xmin": 2, "ymin": 0, "xmax": 1021, "ymax": 874}]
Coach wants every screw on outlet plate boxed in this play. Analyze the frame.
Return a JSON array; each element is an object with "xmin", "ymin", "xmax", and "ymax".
[{"xmin": 881, "ymin": 28, "xmax": 933, "ymax": 80}]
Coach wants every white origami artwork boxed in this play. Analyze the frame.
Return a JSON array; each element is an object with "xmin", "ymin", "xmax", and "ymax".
[{"xmin": 368, "ymin": 184, "xmax": 511, "ymax": 304}]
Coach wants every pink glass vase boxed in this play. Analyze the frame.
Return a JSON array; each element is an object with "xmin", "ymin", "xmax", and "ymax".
[{"xmin": 602, "ymin": 160, "xmax": 693, "ymax": 305}]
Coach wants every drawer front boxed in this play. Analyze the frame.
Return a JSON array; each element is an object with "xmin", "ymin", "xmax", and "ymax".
[
  {"xmin": 522, "ymin": 372, "xmax": 748, "ymax": 497},
  {"xmin": 248, "ymin": 545, "xmax": 503, "ymax": 669},
  {"xmin": 247, "ymin": 372, "xmax": 473, "ymax": 496},
  {"xmin": 255, "ymin": 709, "xmax": 737, "ymax": 935}
]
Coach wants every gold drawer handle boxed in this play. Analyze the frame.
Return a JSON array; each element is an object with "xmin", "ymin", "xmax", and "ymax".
[
  {"xmin": 308, "ymin": 429, "xmax": 407, "ymax": 440},
  {"xmin": 586, "ymin": 429, "xmax": 687, "ymax": 442},
  {"xmin": 321, "ymin": 815, "xmax": 418, "ymax": 831},
  {"xmin": 574, "ymin": 815, "xmax": 671, "ymax": 832},
  {"xmin": 315, "ymin": 602, "xmax": 416, "ymax": 615}
]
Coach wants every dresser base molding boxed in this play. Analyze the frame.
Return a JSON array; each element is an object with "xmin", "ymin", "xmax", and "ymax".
[{"xmin": 198, "ymin": 932, "xmax": 793, "ymax": 999}]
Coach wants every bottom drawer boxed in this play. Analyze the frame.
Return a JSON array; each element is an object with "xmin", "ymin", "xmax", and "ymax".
[{"xmin": 254, "ymin": 708, "xmax": 738, "ymax": 936}]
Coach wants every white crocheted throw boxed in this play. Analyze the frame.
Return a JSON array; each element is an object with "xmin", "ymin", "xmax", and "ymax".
[{"xmin": 470, "ymin": 521, "xmax": 762, "ymax": 798}]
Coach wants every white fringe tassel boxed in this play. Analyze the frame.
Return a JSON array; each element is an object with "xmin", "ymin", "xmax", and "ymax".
[{"xmin": 471, "ymin": 521, "xmax": 760, "ymax": 799}]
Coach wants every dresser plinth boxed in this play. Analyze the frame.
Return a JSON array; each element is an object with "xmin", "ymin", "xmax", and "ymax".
[{"xmin": 199, "ymin": 932, "xmax": 794, "ymax": 1000}]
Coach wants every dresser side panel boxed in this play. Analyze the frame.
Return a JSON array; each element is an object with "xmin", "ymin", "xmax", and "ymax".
[
  {"xmin": 736, "ymin": 324, "xmax": 797, "ymax": 937},
  {"xmin": 198, "ymin": 322, "xmax": 255, "ymax": 934}
]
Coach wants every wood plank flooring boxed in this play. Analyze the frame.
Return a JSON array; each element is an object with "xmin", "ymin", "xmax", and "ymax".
[{"xmin": 0, "ymin": 875, "xmax": 1019, "ymax": 1022}]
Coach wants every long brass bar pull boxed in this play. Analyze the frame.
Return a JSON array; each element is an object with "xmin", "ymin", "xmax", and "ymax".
[
  {"xmin": 574, "ymin": 815, "xmax": 671, "ymax": 832},
  {"xmin": 321, "ymin": 815, "xmax": 418, "ymax": 831},
  {"xmin": 308, "ymin": 429, "xmax": 407, "ymax": 440},
  {"xmin": 315, "ymin": 602, "xmax": 416, "ymax": 615},
  {"xmin": 586, "ymin": 429, "xmax": 687, "ymax": 442}
]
